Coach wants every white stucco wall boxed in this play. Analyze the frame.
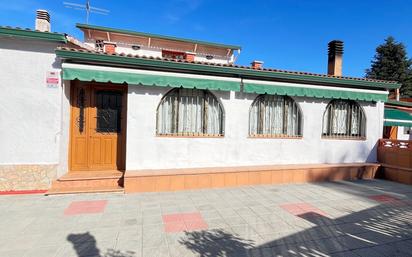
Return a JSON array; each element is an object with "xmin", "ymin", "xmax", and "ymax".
[
  {"xmin": 0, "ymin": 38, "xmax": 65, "ymax": 167},
  {"xmin": 126, "ymin": 86, "xmax": 384, "ymax": 170},
  {"xmin": 84, "ymin": 41, "xmax": 231, "ymax": 64}
]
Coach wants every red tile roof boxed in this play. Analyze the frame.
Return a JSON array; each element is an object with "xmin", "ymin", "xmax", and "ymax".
[{"xmin": 57, "ymin": 47, "xmax": 398, "ymax": 85}]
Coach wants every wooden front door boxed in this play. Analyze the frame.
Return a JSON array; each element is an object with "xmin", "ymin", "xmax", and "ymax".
[{"xmin": 70, "ymin": 83, "xmax": 126, "ymax": 171}]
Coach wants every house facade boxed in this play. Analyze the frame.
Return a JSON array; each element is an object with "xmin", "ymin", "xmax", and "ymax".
[{"xmin": 0, "ymin": 11, "xmax": 400, "ymax": 193}]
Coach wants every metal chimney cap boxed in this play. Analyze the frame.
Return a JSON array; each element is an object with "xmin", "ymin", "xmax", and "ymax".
[
  {"xmin": 36, "ymin": 9, "xmax": 50, "ymax": 22},
  {"xmin": 328, "ymin": 40, "xmax": 344, "ymax": 55}
]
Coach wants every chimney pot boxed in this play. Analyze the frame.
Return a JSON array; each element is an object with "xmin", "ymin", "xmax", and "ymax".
[
  {"xmin": 185, "ymin": 52, "xmax": 196, "ymax": 62},
  {"xmin": 251, "ymin": 60, "xmax": 263, "ymax": 69},
  {"xmin": 327, "ymin": 40, "xmax": 343, "ymax": 76},
  {"xmin": 104, "ymin": 42, "xmax": 117, "ymax": 54},
  {"xmin": 35, "ymin": 9, "xmax": 50, "ymax": 32}
]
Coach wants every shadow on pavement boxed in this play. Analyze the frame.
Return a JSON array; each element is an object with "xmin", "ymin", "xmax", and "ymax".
[
  {"xmin": 67, "ymin": 232, "xmax": 134, "ymax": 257},
  {"xmin": 180, "ymin": 229, "xmax": 254, "ymax": 257},
  {"xmin": 179, "ymin": 185, "xmax": 412, "ymax": 256}
]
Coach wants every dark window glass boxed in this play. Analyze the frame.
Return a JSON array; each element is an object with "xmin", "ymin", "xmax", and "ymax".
[{"xmin": 96, "ymin": 91, "xmax": 122, "ymax": 133}]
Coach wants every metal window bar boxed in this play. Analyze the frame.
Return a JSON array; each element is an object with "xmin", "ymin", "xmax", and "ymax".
[
  {"xmin": 156, "ymin": 88, "xmax": 223, "ymax": 136},
  {"xmin": 77, "ymin": 88, "xmax": 85, "ymax": 133},
  {"xmin": 250, "ymin": 95, "xmax": 302, "ymax": 137},
  {"xmin": 322, "ymin": 100, "xmax": 365, "ymax": 139}
]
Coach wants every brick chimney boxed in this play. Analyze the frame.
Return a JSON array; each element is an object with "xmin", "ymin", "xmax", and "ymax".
[
  {"xmin": 327, "ymin": 40, "xmax": 343, "ymax": 76},
  {"xmin": 185, "ymin": 52, "xmax": 196, "ymax": 62},
  {"xmin": 251, "ymin": 60, "xmax": 263, "ymax": 69},
  {"xmin": 35, "ymin": 10, "xmax": 50, "ymax": 32},
  {"xmin": 104, "ymin": 42, "xmax": 116, "ymax": 54}
]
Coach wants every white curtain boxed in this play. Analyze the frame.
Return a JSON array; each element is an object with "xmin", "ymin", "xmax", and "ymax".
[
  {"xmin": 249, "ymin": 95, "xmax": 301, "ymax": 136},
  {"xmin": 331, "ymin": 101, "xmax": 348, "ymax": 134},
  {"xmin": 323, "ymin": 100, "xmax": 363, "ymax": 136},
  {"xmin": 350, "ymin": 106, "xmax": 361, "ymax": 135},
  {"xmin": 177, "ymin": 89, "xmax": 203, "ymax": 134},
  {"xmin": 157, "ymin": 88, "xmax": 223, "ymax": 135}
]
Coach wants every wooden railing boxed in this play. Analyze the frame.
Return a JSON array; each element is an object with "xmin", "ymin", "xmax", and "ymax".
[{"xmin": 378, "ymin": 139, "xmax": 412, "ymax": 185}]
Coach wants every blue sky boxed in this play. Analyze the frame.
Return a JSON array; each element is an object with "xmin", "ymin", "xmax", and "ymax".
[{"xmin": 1, "ymin": 0, "xmax": 411, "ymax": 77}]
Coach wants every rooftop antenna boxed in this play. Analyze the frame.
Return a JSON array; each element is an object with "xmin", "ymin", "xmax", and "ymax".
[{"xmin": 64, "ymin": 0, "xmax": 109, "ymax": 24}]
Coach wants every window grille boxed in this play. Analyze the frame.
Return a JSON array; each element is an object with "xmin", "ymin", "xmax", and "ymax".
[
  {"xmin": 95, "ymin": 40, "xmax": 104, "ymax": 52},
  {"xmin": 249, "ymin": 95, "xmax": 302, "ymax": 137},
  {"xmin": 95, "ymin": 91, "xmax": 122, "ymax": 133},
  {"xmin": 162, "ymin": 50, "xmax": 186, "ymax": 60},
  {"xmin": 322, "ymin": 100, "xmax": 366, "ymax": 139},
  {"xmin": 77, "ymin": 88, "xmax": 85, "ymax": 133},
  {"xmin": 156, "ymin": 88, "xmax": 224, "ymax": 136}
]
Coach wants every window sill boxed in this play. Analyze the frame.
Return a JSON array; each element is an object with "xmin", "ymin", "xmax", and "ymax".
[
  {"xmin": 156, "ymin": 134, "xmax": 224, "ymax": 138},
  {"xmin": 248, "ymin": 135, "xmax": 303, "ymax": 139},
  {"xmin": 321, "ymin": 136, "xmax": 366, "ymax": 141}
]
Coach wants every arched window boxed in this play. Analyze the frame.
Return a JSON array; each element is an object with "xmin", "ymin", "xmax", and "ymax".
[
  {"xmin": 322, "ymin": 100, "xmax": 366, "ymax": 139},
  {"xmin": 156, "ymin": 88, "xmax": 224, "ymax": 136},
  {"xmin": 249, "ymin": 95, "xmax": 302, "ymax": 137}
]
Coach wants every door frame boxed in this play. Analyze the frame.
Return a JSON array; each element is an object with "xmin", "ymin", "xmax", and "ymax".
[{"xmin": 68, "ymin": 81, "xmax": 128, "ymax": 172}]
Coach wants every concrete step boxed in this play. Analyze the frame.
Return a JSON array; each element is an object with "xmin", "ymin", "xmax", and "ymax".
[
  {"xmin": 51, "ymin": 171, "xmax": 124, "ymax": 188},
  {"xmin": 48, "ymin": 170, "xmax": 125, "ymax": 195},
  {"xmin": 45, "ymin": 185, "xmax": 124, "ymax": 195}
]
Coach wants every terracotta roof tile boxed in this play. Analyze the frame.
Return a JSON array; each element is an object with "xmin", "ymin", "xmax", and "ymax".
[
  {"xmin": 57, "ymin": 46, "xmax": 398, "ymax": 85},
  {"xmin": 0, "ymin": 25, "xmax": 65, "ymax": 35}
]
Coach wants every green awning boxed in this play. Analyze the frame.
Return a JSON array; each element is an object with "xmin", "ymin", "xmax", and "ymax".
[
  {"xmin": 62, "ymin": 64, "xmax": 388, "ymax": 102},
  {"xmin": 62, "ymin": 67, "xmax": 241, "ymax": 92},
  {"xmin": 243, "ymin": 82, "xmax": 388, "ymax": 102},
  {"xmin": 384, "ymin": 108, "xmax": 412, "ymax": 126}
]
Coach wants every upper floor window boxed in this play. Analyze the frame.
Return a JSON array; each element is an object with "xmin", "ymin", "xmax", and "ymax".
[
  {"xmin": 322, "ymin": 100, "xmax": 366, "ymax": 139},
  {"xmin": 95, "ymin": 39, "xmax": 104, "ymax": 52},
  {"xmin": 249, "ymin": 95, "xmax": 302, "ymax": 137},
  {"xmin": 162, "ymin": 50, "xmax": 186, "ymax": 60},
  {"xmin": 156, "ymin": 88, "xmax": 224, "ymax": 137}
]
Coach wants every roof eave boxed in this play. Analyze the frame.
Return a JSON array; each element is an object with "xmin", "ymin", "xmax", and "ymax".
[
  {"xmin": 0, "ymin": 27, "xmax": 67, "ymax": 43},
  {"xmin": 76, "ymin": 23, "xmax": 242, "ymax": 50},
  {"xmin": 55, "ymin": 48, "xmax": 400, "ymax": 90},
  {"xmin": 386, "ymin": 100, "xmax": 412, "ymax": 108}
]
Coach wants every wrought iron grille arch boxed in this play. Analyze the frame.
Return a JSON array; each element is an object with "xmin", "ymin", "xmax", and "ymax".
[
  {"xmin": 156, "ymin": 88, "xmax": 225, "ymax": 136},
  {"xmin": 322, "ymin": 99, "xmax": 366, "ymax": 139},
  {"xmin": 249, "ymin": 94, "xmax": 303, "ymax": 137}
]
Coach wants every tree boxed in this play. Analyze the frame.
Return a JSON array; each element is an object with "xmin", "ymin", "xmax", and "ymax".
[{"xmin": 366, "ymin": 36, "xmax": 412, "ymax": 96}]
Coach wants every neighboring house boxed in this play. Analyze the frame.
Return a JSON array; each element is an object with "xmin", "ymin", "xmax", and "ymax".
[
  {"xmin": 0, "ymin": 10, "xmax": 400, "ymax": 194},
  {"xmin": 383, "ymin": 100, "xmax": 412, "ymax": 140}
]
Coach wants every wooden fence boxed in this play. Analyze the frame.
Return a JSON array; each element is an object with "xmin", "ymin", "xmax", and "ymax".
[{"xmin": 377, "ymin": 139, "xmax": 412, "ymax": 185}]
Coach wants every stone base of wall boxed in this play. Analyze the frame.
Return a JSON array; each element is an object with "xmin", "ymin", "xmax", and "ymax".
[
  {"xmin": 124, "ymin": 163, "xmax": 380, "ymax": 193},
  {"xmin": 0, "ymin": 164, "xmax": 57, "ymax": 191}
]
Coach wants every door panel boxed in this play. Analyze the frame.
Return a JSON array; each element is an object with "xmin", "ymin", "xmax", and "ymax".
[
  {"xmin": 70, "ymin": 85, "xmax": 90, "ymax": 171},
  {"xmin": 69, "ymin": 83, "xmax": 126, "ymax": 172}
]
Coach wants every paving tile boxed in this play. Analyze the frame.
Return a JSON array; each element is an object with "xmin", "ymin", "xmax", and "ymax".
[
  {"xmin": 185, "ymin": 219, "xmax": 208, "ymax": 231},
  {"xmin": 64, "ymin": 200, "xmax": 107, "ymax": 216},
  {"xmin": 1, "ymin": 180, "xmax": 412, "ymax": 257},
  {"xmin": 162, "ymin": 212, "xmax": 208, "ymax": 233},
  {"xmin": 164, "ymin": 221, "xmax": 186, "ymax": 233}
]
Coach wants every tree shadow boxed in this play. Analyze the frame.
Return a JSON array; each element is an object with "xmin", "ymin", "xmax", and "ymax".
[
  {"xmin": 67, "ymin": 232, "xmax": 135, "ymax": 257},
  {"xmin": 179, "ymin": 229, "xmax": 254, "ymax": 257},
  {"xmin": 179, "ymin": 182, "xmax": 412, "ymax": 256}
]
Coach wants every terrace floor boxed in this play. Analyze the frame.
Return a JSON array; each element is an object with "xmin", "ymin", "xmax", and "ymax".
[{"xmin": 1, "ymin": 179, "xmax": 412, "ymax": 257}]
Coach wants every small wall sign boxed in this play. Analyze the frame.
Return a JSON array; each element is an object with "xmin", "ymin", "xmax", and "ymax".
[{"xmin": 46, "ymin": 71, "xmax": 60, "ymax": 88}]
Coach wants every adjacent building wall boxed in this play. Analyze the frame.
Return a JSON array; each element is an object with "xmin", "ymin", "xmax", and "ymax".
[
  {"xmin": 84, "ymin": 41, "xmax": 232, "ymax": 64},
  {"xmin": 397, "ymin": 126, "xmax": 412, "ymax": 140},
  {"xmin": 126, "ymin": 86, "xmax": 384, "ymax": 170},
  {"xmin": 0, "ymin": 38, "xmax": 65, "ymax": 190}
]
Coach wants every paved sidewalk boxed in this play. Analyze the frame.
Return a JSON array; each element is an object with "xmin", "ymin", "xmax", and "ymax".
[{"xmin": 0, "ymin": 179, "xmax": 412, "ymax": 257}]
